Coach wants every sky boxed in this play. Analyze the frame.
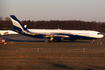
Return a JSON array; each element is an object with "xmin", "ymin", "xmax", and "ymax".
[{"xmin": 0, "ymin": 0, "xmax": 105, "ymax": 22}]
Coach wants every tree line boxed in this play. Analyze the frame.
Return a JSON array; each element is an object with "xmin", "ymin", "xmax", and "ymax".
[{"xmin": 0, "ymin": 17, "xmax": 105, "ymax": 33}]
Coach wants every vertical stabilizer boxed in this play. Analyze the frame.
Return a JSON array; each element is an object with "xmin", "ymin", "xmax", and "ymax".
[{"xmin": 10, "ymin": 15, "xmax": 28, "ymax": 32}]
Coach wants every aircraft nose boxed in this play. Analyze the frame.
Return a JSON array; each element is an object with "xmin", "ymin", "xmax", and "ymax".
[
  {"xmin": 98, "ymin": 34, "xmax": 104, "ymax": 38},
  {"xmin": 100, "ymin": 34, "xmax": 104, "ymax": 38}
]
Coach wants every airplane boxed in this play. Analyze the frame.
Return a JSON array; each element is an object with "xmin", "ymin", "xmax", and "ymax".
[
  {"xmin": 0, "ymin": 30, "xmax": 18, "ymax": 35},
  {"xmin": 9, "ymin": 15, "xmax": 104, "ymax": 42}
]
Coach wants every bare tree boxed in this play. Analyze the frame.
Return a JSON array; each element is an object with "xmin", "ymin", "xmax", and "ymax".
[
  {"xmin": 5, "ymin": 17, "xmax": 11, "ymax": 21},
  {"xmin": 0, "ymin": 17, "xmax": 2, "ymax": 21}
]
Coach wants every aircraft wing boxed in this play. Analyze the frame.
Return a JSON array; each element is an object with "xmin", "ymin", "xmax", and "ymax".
[
  {"xmin": 13, "ymin": 29, "xmax": 70, "ymax": 38},
  {"xmin": 26, "ymin": 31, "xmax": 69, "ymax": 38},
  {"xmin": 44, "ymin": 34, "xmax": 69, "ymax": 38}
]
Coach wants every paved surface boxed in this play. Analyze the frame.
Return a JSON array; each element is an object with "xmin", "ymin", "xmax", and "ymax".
[{"xmin": 0, "ymin": 35, "xmax": 105, "ymax": 70}]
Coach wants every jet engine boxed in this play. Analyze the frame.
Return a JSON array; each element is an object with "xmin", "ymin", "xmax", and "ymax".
[
  {"xmin": 51, "ymin": 37, "xmax": 63, "ymax": 42},
  {"xmin": 35, "ymin": 35, "xmax": 45, "ymax": 38}
]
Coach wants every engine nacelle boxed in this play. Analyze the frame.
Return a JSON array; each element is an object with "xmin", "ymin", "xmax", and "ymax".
[
  {"xmin": 35, "ymin": 35, "xmax": 45, "ymax": 38},
  {"xmin": 52, "ymin": 37, "xmax": 63, "ymax": 42}
]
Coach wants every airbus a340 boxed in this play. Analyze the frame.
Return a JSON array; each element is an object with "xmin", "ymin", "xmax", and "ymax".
[{"xmin": 10, "ymin": 15, "xmax": 104, "ymax": 42}]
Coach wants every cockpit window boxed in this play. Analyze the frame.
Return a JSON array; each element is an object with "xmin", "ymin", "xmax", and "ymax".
[{"xmin": 97, "ymin": 33, "xmax": 101, "ymax": 35}]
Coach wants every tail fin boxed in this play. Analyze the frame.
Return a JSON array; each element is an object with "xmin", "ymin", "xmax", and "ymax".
[{"xmin": 10, "ymin": 15, "xmax": 28, "ymax": 33}]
